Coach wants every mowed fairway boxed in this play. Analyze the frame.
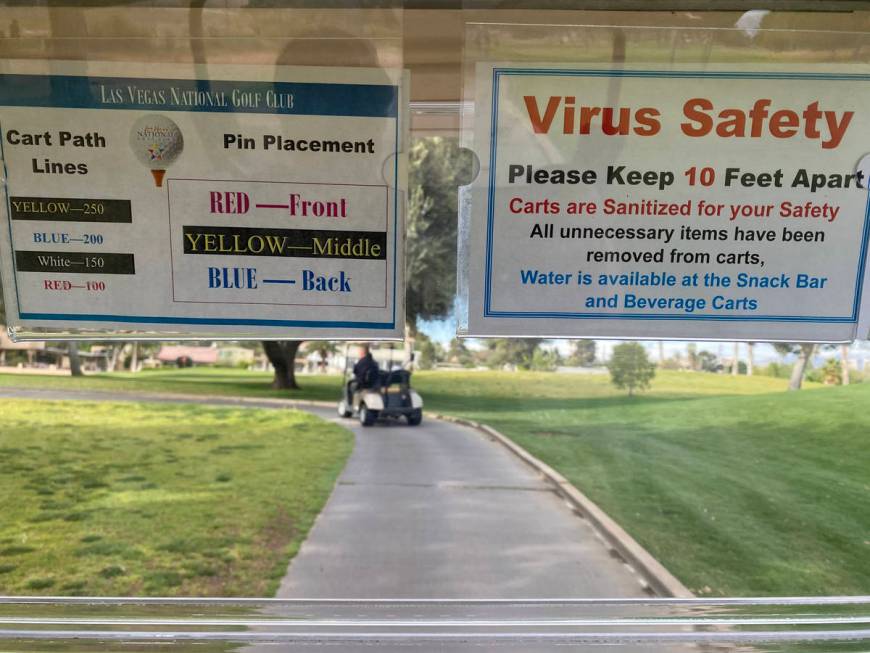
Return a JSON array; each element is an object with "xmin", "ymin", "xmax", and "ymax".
[
  {"xmin": 0, "ymin": 399, "xmax": 351, "ymax": 596},
  {"xmin": 1, "ymin": 369, "xmax": 867, "ymax": 596},
  {"xmin": 414, "ymin": 371, "xmax": 869, "ymax": 597}
]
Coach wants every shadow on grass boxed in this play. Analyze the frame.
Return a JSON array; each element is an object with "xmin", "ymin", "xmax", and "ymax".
[{"xmin": 85, "ymin": 372, "xmax": 342, "ymax": 400}]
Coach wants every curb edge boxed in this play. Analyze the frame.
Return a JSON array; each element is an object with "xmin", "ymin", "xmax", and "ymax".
[{"xmin": 429, "ymin": 412, "xmax": 695, "ymax": 599}]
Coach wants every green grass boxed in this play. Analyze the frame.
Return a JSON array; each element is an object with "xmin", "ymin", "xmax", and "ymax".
[
  {"xmin": 0, "ymin": 398, "xmax": 352, "ymax": 596},
  {"xmin": 0, "ymin": 367, "xmax": 339, "ymax": 402},
  {"xmin": 1, "ymin": 367, "xmax": 867, "ymax": 596},
  {"xmin": 414, "ymin": 372, "xmax": 869, "ymax": 597}
]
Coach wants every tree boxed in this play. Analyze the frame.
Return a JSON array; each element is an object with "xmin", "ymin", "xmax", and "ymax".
[
  {"xmin": 773, "ymin": 343, "xmax": 816, "ymax": 391},
  {"xmin": 686, "ymin": 343, "xmax": 699, "ymax": 371},
  {"xmin": 746, "ymin": 342, "xmax": 755, "ymax": 376},
  {"xmin": 531, "ymin": 346, "xmax": 561, "ymax": 371},
  {"xmin": 262, "ymin": 341, "xmax": 302, "ymax": 389},
  {"xmin": 840, "ymin": 344, "xmax": 851, "ymax": 385},
  {"xmin": 821, "ymin": 358, "xmax": 842, "ymax": 385},
  {"xmin": 416, "ymin": 332, "xmax": 443, "ymax": 370},
  {"xmin": 608, "ymin": 342, "xmax": 656, "ymax": 396},
  {"xmin": 68, "ymin": 342, "xmax": 83, "ymax": 377},
  {"xmin": 310, "ymin": 341, "xmax": 338, "ymax": 372},
  {"xmin": 697, "ymin": 350, "xmax": 720, "ymax": 373},
  {"xmin": 485, "ymin": 338, "xmax": 542, "ymax": 370},
  {"xmin": 568, "ymin": 340, "xmax": 596, "ymax": 366},
  {"xmin": 446, "ymin": 338, "xmax": 473, "ymax": 367},
  {"xmin": 405, "ymin": 138, "xmax": 473, "ymax": 332},
  {"xmin": 100, "ymin": 342, "xmax": 128, "ymax": 372}
]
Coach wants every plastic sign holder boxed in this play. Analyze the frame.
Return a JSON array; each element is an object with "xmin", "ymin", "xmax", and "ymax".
[
  {"xmin": 0, "ymin": 8, "xmax": 407, "ymax": 342},
  {"xmin": 458, "ymin": 21, "xmax": 870, "ymax": 342}
]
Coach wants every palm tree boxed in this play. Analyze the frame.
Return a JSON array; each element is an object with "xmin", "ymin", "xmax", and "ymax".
[
  {"xmin": 840, "ymin": 344, "xmax": 851, "ymax": 385},
  {"xmin": 774, "ymin": 343, "xmax": 816, "ymax": 391},
  {"xmin": 312, "ymin": 341, "xmax": 339, "ymax": 372},
  {"xmin": 731, "ymin": 342, "xmax": 739, "ymax": 376}
]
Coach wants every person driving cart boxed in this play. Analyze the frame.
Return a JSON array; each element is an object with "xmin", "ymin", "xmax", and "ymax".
[{"xmin": 346, "ymin": 346, "xmax": 379, "ymax": 404}]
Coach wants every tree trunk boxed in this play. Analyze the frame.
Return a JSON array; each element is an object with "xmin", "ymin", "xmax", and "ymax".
[
  {"xmin": 747, "ymin": 343, "xmax": 754, "ymax": 376},
  {"xmin": 657, "ymin": 341, "xmax": 664, "ymax": 363},
  {"xmin": 788, "ymin": 344, "xmax": 816, "ymax": 391},
  {"xmin": 732, "ymin": 342, "xmax": 739, "ymax": 375},
  {"xmin": 68, "ymin": 342, "xmax": 83, "ymax": 377},
  {"xmin": 841, "ymin": 344, "xmax": 850, "ymax": 386},
  {"xmin": 131, "ymin": 342, "xmax": 139, "ymax": 373},
  {"xmin": 405, "ymin": 320, "xmax": 416, "ymax": 371},
  {"xmin": 262, "ymin": 341, "xmax": 302, "ymax": 390},
  {"xmin": 107, "ymin": 343, "xmax": 127, "ymax": 371},
  {"xmin": 114, "ymin": 344, "xmax": 130, "ymax": 371}
]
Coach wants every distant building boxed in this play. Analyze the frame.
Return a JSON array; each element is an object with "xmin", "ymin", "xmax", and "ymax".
[
  {"xmin": 0, "ymin": 330, "xmax": 108, "ymax": 372},
  {"xmin": 0, "ymin": 330, "xmax": 46, "ymax": 367},
  {"xmin": 217, "ymin": 346, "xmax": 256, "ymax": 367},
  {"xmin": 156, "ymin": 345, "xmax": 219, "ymax": 367}
]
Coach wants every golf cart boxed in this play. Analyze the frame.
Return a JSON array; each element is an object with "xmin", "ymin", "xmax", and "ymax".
[{"xmin": 337, "ymin": 347, "xmax": 423, "ymax": 427}]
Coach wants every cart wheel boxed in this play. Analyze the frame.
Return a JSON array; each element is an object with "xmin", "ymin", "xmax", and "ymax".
[
  {"xmin": 337, "ymin": 400, "xmax": 352, "ymax": 418},
  {"xmin": 407, "ymin": 409, "xmax": 423, "ymax": 426},
  {"xmin": 359, "ymin": 404, "xmax": 378, "ymax": 427}
]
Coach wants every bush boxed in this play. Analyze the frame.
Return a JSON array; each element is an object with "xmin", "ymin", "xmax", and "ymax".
[
  {"xmin": 762, "ymin": 361, "xmax": 792, "ymax": 379},
  {"xmin": 530, "ymin": 348, "xmax": 560, "ymax": 371},
  {"xmin": 821, "ymin": 358, "xmax": 843, "ymax": 385},
  {"xmin": 416, "ymin": 336, "xmax": 442, "ymax": 370}
]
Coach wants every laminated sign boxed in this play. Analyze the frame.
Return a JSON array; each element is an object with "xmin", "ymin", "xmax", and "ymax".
[
  {"xmin": 0, "ymin": 61, "xmax": 406, "ymax": 339},
  {"xmin": 464, "ymin": 64, "xmax": 870, "ymax": 341}
]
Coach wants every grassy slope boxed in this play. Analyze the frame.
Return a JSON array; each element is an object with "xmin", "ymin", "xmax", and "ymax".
[
  {"xmin": 0, "ymin": 399, "xmax": 352, "ymax": 596},
  {"xmin": 418, "ymin": 372, "xmax": 868, "ymax": 596},
  {"xmin": 1, "ymin": 368, "xmax": 867, "ymax": 596}
]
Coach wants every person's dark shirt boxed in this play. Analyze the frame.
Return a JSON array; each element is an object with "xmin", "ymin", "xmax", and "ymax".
[{"xmin": 353, "ymin": 354, "xmax": 378, "ymax": 386}]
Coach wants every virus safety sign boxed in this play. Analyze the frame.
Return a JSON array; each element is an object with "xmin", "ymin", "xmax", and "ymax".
[{"xmin": 463, "ymin": 64, "xmax": 870, "ymax": 341}]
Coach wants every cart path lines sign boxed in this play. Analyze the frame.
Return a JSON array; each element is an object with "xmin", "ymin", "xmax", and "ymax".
[
  {"xmin": 464, "ymin": 64, "xmax": 870, "ymax": 342},
  {"xmin": 0, "ymin": 60, "xmax": 406, "ymax": 339}
]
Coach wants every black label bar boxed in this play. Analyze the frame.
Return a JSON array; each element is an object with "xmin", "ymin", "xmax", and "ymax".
[
  {"xmin": 10, "ymin": 197, "xmax": 132, "ymax": 223},
  {"xmin": 182, "ymin": 225, "xmax": 387, "ymax": 260},
  {"xmin": 15, "ymin": 251, "xmax": 135, "ymax": 274}
]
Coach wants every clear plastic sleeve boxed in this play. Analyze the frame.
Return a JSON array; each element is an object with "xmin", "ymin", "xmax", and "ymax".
[{"xmin": 0, "ymin": 2, "xmax": 407, "ymax": 341}]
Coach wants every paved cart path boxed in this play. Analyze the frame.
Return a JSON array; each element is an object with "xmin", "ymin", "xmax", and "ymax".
[{"xmin": 0, "ymin": 386, "xmax": 647, "ymax": 599}]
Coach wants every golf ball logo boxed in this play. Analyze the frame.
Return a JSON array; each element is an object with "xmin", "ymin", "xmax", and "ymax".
[{"xmin": 129, "ymin": 114, "xmax": 183, "ymax": 187}]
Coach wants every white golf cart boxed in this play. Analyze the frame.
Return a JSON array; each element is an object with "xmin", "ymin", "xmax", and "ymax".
[{"xmin": 337, "ymin": 347, "xmax": 423, "ymax": 426}]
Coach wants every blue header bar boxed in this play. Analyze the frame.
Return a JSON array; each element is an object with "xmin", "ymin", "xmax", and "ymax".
[{"xmin": 0, "ymin": 74, "xmax": 398, "ymax": 118}]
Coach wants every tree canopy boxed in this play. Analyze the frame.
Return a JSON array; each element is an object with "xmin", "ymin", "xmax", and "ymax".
[
  {"xmin": 485, "ymin": 338, "xmax": 542, "ymax": 370},
  {"xmin": 568, "ymin": 340, "xmax": 596, "ymax": 366},
  {"xmin": 405, "ymin": 138, "xmax": 473, "ymax": 331},
  {"xmin": 607, "ymin": 342, "xmax": 656, "ymax": 396}
]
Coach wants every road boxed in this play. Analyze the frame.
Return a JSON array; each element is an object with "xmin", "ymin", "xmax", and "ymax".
[{"xmin": 0, "ymin": 387, "xmax": 647, "ymax": 599}]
